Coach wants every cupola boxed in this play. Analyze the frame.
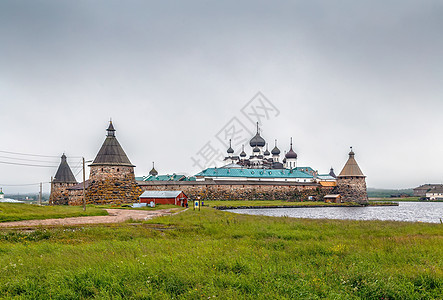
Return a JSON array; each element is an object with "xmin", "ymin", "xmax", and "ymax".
[
  {"xmin": 240, "ymin": 145, "xmax": 247, "ymax": 158},
  {"xmin": 249, "ymin": 122, "xmax": 266, "ymax": 147},
  {"xmin": 227, "ymin": 139, "xmax": 234, "ymax": 154},
  {"xmin": 271, "ymin": 139, "xmax": 280, "ymax": 155},
  {"xmin": 149, "ymin": 162, "xmax": 158, "ymax": 176},
  {"xmin": 264, "ymin": 143, "xmax": 270, "ymax": 156},
  {"xmin": 285, "ymin": 138, "xmax": 297, "ymax": 159}
]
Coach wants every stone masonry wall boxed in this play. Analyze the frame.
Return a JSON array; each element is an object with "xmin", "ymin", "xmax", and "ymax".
[
  {"xmin": 139, "ymin": 182, "xmax": 334, "ymax": 202},
  {"xmin": 50, "ymin": 182, "xmax": 77, "ymax": 205},
  {"xmin": 86, "ymin": 165, "xmax": 142, "ymax": 205},
  {"xmin": 67, "ymin": 189, "xmax": 85, "ymax": 206},
  {"xmin": 336, "ymin": 177, "xmax": 368, "ymax": 204}
]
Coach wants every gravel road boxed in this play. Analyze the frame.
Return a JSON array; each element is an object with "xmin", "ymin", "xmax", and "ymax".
[{"xmin": 0, "ymin": 208, "xmax": 177, "ymax": 228}]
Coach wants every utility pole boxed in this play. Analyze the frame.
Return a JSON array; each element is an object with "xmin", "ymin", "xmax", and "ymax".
[
  {"xmin": 82, "ymin": 157, "xmax": 86, "ymax": 211},
  {"xmin": 38, "ymin": 182, "xmax": 42, "ymax": 205},
  {"xmin": 50, "ymin": 176, "xmax": 53, "ymax": 205}
]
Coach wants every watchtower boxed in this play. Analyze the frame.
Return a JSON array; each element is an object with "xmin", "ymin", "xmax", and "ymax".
[
  {"xmin": 86, "ymin": 121, "xmax": 142, "ymax": 204},
  {"xmin": 336, "ymin": 147, "xmax": 368, "ymax": 204},
  {"xmin": 49, "ymin": 154, "xmax": 78, "ymax": 205}
]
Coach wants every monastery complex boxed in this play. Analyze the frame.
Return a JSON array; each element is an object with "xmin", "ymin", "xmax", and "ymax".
[{"xmin": 49, "ymin": 121, "xmax": 368, "ymax": 205}]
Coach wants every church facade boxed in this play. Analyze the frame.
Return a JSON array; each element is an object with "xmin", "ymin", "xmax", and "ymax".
[{"xmin": 195, "ymin": 123, "xmax": 336, "ymax": 184}]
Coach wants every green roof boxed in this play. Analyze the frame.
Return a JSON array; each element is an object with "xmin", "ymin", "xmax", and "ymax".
[
  {"xmin": 195, "ymin": 168, "xmax": 314, "ymax": 179},
  {"xmin": 138, "ymin": 174, "xmax": 193, "ymax": 182}
]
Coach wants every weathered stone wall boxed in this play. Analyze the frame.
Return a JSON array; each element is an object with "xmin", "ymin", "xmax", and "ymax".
[
  {"xmin": 138, "ymin": 181, "xmax": 334, "ymax": 201},
  {"xmin": 336, "ymin": 177, "xmax": 368, "ymax": 204},
  {"xmin": 85, "ymin": 165, "xmax": 142, "ymax": 205},
  {"xmin": 67, "ymin": 189, "xmax": 85, "ymax": 206},
  {"xmin": 49, "ymin": 182, "xmax": 77, "ymax": 205}
]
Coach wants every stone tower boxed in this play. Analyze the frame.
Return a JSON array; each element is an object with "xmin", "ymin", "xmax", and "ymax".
[
  {"xmin": 50, "ymin": 154, "xmax": 78, "ymax": 205},
  {"xmin": 336, "ymin": 147, "xmax": 368, "ymax": 204},
  {"xmin": 86, "ymin": 121, "xmax": 142, "ymax": 204}
]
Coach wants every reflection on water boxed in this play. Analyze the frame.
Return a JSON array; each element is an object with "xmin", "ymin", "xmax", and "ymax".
[{"xmin": 227, "ymin": 202, "xmax": 443, "ymax": 223}]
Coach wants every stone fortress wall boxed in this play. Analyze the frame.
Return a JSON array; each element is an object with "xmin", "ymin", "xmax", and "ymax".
[
  {"xmin": 138, "ymin": 180, "xmax": 334, "ymax": 201},
  {"xmin": 49, "ymin": 182, "xmax": 78, "ymax": 205}
]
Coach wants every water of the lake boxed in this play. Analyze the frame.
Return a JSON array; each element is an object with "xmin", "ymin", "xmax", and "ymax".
[{"xmin": 227, "ymin": 202, "xmax": 443, "ymax": 223}]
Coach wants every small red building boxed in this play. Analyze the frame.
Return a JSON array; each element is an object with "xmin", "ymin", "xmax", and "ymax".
[{"xmin": 139, "ymin": 190, "xmax": 188, "ymax": 206}]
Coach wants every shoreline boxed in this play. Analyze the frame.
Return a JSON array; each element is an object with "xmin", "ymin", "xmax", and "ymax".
[{"xmin": 214, "ymin": 202, "xmax": 399, "ymax": 210}]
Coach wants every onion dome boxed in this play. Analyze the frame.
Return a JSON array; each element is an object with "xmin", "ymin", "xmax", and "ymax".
[
  {"xmin": 285, "ymin": 138, "xmax": 298, "ymax": 159},
  {"xmin": 329, "ymin": 167, "xmax": 337, "ymax": 178},
  {"xmin": 253, "ymin": 146, "xmax": 260, "ymax": 153},
  {"xmin": 271, "ymin": 139, "xmax": 280, "ymax": 155},
  {"xmin": 227, "ymin": 139, "xmax": 234, "ymax": 154},
  {"xmin": 90, "ymin": 121, "xmax": 135, "ymax": 167},
  {"xmin": 338, "ymin": 147, "xmax": 365, "ymax": 177},
  {"xmin": 264, "ymin": 143, "xmax": 270, "ymax": 156},
  {"xmin": 53, "ymin": 154, "xmax": 78, "ymax": 183},
  {"xmin": 149, "ymin": 162, "xmax": 158, "ymax": 176},
  {"xmin": 240, "ymin": 145, "xmax": 247, "ymax": 157},
  {"xmin": 249, "ymin": 122, "xmax": 266, "ymax": 147}
]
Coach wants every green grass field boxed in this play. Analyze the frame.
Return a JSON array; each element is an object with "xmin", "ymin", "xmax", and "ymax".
[
  {"xmin": 0, "ymin": 203, "xmax": 108, "ymax": 223},
  {"xmin": 0, "ymin": 207, "xmax": 441, "ymax": 299}
]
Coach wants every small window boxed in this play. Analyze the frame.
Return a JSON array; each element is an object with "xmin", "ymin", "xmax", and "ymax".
[{"xmin": 117, "ymin": 168, "xmax": 119, "ymax": 172}]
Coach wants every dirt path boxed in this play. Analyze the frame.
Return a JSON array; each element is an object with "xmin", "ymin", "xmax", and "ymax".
[{"xmin": 0, "ymin": 209, "xmax": 179, "ymax": 228}]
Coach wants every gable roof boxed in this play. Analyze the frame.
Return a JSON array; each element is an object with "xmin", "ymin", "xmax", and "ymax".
[
  {"xmin": 53, "ymin": 154, "xmax": 78, "ymax": 183},
  {"xmin": 140, "ymin": 191, "xmax": 186, "ymax": 198},
  {"xmin": 90, "ymin": 121, "xmax": 135, "ymax": 167},
  {"xmin": 427, "ymin": 187, "xmax": 443, "ymax": 194},
  {"xmin": 338, "ymin": 149, "xmax": 365, "ymax": 177}
]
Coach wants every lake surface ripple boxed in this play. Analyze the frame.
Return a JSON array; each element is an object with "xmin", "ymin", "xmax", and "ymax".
[{"xmin": 227, "ymin": 202, "xmax": 443, "ymax": 223}]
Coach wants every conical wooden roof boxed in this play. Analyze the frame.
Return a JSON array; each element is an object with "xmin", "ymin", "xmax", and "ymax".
[
  {"xmin": 90, "ymin": 122, "xmax": 135, "ymax": 167},
  {"xmin": 338, "ymin": 148, "xmax": 365, "ymax": 177},
  {"xmin": 53, "ymin": 154, "xmax": 78, "ymax": 183}
]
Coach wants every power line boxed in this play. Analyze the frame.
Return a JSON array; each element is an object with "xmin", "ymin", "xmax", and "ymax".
[
  {"xmin": 0, "ymin": 161, "xmax": 58, "ymax": 168},
  {"xmin": 0, "ymin": 182, "xmax": 50, "ymax": 186},
  {"xmin": 73, "ymin": 159, "xmax": 84, "ymax": 177},
  {"xmin": 0, "ymin": 150, "xmax": 82, "ymax": 158},
  {"xmin": 0, "ymin": 155, "xmax": 58, "ymax": 163}
]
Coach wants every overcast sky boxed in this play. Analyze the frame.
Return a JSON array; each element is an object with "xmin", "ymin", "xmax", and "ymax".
[{"xmin": 1, "ymin": 0, "xmax": 442, "ymax": 193}]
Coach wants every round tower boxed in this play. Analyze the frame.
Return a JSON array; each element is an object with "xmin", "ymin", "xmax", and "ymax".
[
  {"xmin": 86, "ymin": 121, "xmax": 142, "ymax": 205},
  {"xmin": 336, "ymin": 147, "xmax": 368, "ymax": 204},
  {"xmin": 49, "ymin": 154, "xmax": 78, "ymax": 205}
]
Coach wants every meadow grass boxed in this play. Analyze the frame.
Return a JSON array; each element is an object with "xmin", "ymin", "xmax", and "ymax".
[
  {"xmin": 0, "ymin": 208, "xmax": 441, "ymax": 299},
  {"xmin": 0, "ymin": 203, "xmax": 108, "ymax": 222}
]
